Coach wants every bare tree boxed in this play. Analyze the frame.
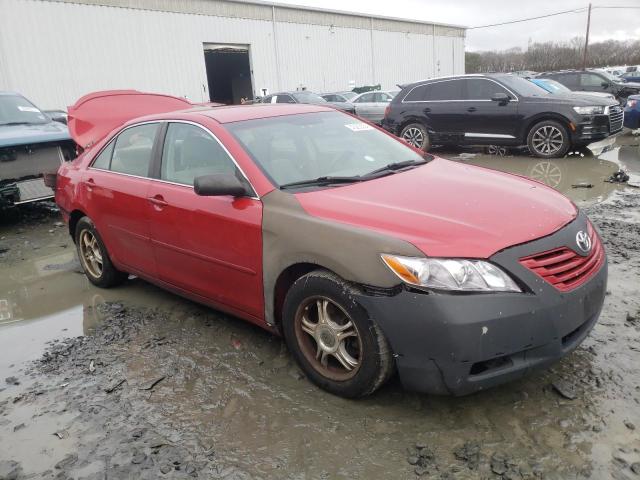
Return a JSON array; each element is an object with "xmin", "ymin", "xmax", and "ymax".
[{"xmin": 466, "ymin": 38, "xmax": 640, "ymax": 73}]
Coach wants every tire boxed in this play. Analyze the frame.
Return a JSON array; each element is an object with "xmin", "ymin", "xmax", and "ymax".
[
  {"xmin": 75, "ymin": 216, "xmax": 128, "ymax": 288},
  {"xmin": 281, "ymin": 270, "xmax": 394, "ymax": 398},
  {"xmin": 527, "ymin": 120, "xmax": 571, "ymax": 158},
  {"xmin": 400, "ymin": 122, "xmax": 431, "ymax": 152}
]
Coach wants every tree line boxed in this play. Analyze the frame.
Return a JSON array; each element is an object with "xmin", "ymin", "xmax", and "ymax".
[{"xmin": 465, "ymin": 38, "xmax": 640, "ymax": 73}]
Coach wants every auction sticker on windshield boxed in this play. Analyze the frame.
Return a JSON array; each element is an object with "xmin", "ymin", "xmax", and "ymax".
[{"xmin": 345, "ymin": 123, "xmax": 374, "ymax": 132}]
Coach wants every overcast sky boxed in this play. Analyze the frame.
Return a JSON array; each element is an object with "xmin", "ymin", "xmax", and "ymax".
[{"xmin": 270, "ymin": 0, "xmax": 640, "ymax": 51}]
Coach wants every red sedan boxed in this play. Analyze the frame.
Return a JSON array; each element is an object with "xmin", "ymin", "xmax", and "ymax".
[{"xmin": 53, "ymin": 91, "xmax": 607, "ymax": 398}]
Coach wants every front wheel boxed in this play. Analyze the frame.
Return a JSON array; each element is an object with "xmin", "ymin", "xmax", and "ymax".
[
  {"xmin": 400, "ymin": 123, "xmax": 431, "ymax": 152},
  {"xmin": 75, "ymin": 217, "xmax": 128, "ymax": 288},
  {"xmin": 527, "ymin": 120, "xmax": 571, "ymax": 158},
  {"xmin": 282, "ymin": 270, "xmax": 394, "ymax": 398}
]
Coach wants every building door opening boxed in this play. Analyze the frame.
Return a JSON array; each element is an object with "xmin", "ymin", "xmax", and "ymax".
[{"xmin": 203, "ymin": 44, "xmax": 253, "ymax": 105}]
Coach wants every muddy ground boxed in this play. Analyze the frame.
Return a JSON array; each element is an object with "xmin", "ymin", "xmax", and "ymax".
[{"xmin": 0, "ymin": 133, "xmax": 639, "ymax": 480}]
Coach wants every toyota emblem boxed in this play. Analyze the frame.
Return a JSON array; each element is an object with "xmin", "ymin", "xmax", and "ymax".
[{"xmin": 575, "ymin": 230, "xmax": 592, "ymax": 253}]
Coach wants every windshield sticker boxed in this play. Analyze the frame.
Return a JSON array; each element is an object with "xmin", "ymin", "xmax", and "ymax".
[
  {"xmin": 345, "ymin": 123, "xmax": 374, "ymax": 132},
  {"xmin": 18, "ymin": 106, "xmax": 40, "ymax": 113}
]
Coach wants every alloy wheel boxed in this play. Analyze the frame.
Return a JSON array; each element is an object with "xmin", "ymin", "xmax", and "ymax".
[
  {"xmin": 402, "ymin": 127, "xmax": 425, "ymax": 148},
  {"xmin": 294, "ymin": 296, "xmax": 362, "ymax": 381},
  {"xmin": 79, "ymin": 229, "xmax": 103, "ymax": 279},
  {"xmin": 531, "ymin": 125, "xmax": 564, "ymax": 156}
]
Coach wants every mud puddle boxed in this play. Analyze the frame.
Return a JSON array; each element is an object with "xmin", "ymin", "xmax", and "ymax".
[
  {"xmin": 1, "ymin": 146, "xmax": 640, "ymax": 479},
  {"xmin": 440, "ymin": 132, "xmax": 640, "ymax": 205}
]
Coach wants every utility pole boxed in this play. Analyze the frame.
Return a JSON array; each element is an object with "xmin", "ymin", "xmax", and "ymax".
[{"xmin": 582, "ymin": 3, "xmax": 591, "ymax": 70}]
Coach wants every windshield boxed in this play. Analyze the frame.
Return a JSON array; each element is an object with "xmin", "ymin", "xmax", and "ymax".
[
  {"xmin": 0, "ymin": 95, "xmax": 49, "ymax": 126},
  {"xmin": 532, "ymin": 79, "xmax": 570, "ymax": 94},
  {"xmin": 292, "ymin": 92, "xmax": 327, "ymax": 104},
  {"xmin": 226, "ymin": 111, "xmax": 425, "ymax": 187},
  {"xmin": 499, "ymin": 75, "xmax": 550, "ymax": 97}
]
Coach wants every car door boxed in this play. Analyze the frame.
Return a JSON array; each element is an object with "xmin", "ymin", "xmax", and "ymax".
[
  {"xmin": 82, "ymin": 122, "xmax": 160, "ymax": 276},
  {"xmin": 366, "ymin": 92, "xmax": 393, "ymax": 124},
  {"xmin": 147, "ymin": 121, "xmax": 264, "ymax": 321},
  {"xmin": 460, "ymin": 78, "xmax": 520, "ymax": 142},
  {"xmin": 353, "ymin": 92, "xmax": 377, "ymax": 121}
]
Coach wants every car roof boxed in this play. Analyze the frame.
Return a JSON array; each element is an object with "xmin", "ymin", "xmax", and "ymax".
[
  {"xmin": 400, "ymin": 73, "xmax": 511, "ymax": 89},
  {"xmin": 137, "ymin": 103, "xmax": 335, "ymax": 125}
]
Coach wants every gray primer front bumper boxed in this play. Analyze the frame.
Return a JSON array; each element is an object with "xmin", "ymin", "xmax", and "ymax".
[{"xmin": 356, "ymin": 212, "xmax": 607, "ymax": 396}]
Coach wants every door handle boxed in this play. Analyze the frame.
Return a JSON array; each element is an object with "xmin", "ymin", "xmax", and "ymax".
[
  {"xmin": 85, "ymin": 177, "xmax": 95, "ymax": 192},
  {"xmin": 423, "ymin": 108, "xmax": 431, "ymax": 113},
  {"xmin": 147, "ymin": 195, "xmax": 168, "ymax": 208},
  {"xmin": 467, "ymin": 107, "xmax": 477, "ymax": 112}
]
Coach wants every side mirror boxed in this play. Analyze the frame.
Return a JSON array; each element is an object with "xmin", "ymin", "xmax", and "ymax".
[
  {"xmin": 491, "ymin": 93, "xmax": 510, "ymax": 104},
  {"xmin": 194, "ymin": 174, "xmax": 250, "ymax": 197},
  {"xmin": 601, "ymin": 82, "xmax": 610, "ymax": 89}
]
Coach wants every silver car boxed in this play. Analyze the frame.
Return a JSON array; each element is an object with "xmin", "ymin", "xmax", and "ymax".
[{"xmin": 351, "ymin": 90, "xmax": 398, "ymax": 124}]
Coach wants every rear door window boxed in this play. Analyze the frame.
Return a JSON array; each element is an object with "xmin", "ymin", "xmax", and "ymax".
[
  {"xmin": 110, "ymin": 123, "xmax": 159, "ymax": 177},
  {"xmin": 160, "ymin": 123, "xmax": 237, "ymax": 186},
  {"xmin": 556, "ymin": 73, "xmax": 578, "ymax": 88},
  {"xmin": 91, "ymin": 141, "xmax": 115, "ymax": 169},
  {"xmin": 427, "ymin": 80, "xmax": 464, "ymax": 101},
  {"xmin": 276, "ymin": 95, "xmax": 295, "ymax": 104},
  {"xmin": 355, "ymin": 93, "xmax": 375, "ymax": 103},
  {"xmin": 464, "ymin": 79, "xmax": 510, "ymax": 100}
]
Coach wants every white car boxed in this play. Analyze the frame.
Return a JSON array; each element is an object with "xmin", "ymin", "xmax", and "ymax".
[{"xmin": 351, "ymin": 90, "xmax": 398, "ymax": 124}]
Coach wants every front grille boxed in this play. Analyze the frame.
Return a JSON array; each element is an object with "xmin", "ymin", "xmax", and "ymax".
[
  {"xmin": 608, "ymin": 105, "xmax": 624, "ymax": 133},
  {"xmin": 519, "ymin": 223, "xmax": 604, "ymax": 292}
]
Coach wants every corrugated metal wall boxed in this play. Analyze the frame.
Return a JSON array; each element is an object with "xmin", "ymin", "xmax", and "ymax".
[{"xmin": 0, "ymin": 0, "xmax": 465, "ymax": 109}]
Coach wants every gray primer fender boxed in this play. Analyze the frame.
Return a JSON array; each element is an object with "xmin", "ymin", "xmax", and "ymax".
[{"xmin": 261, "ymin": 189, "xmax": 423, "ymax": 326}]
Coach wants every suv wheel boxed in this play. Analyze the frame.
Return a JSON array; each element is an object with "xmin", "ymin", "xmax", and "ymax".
[
  {"xmin": 75, "ymin": 216, "xmax": 128, "ymax": 288},
  {"xmin": 400, "ymin": 123, "xmax": 431, "ymax": 151},
  {"xmin": 281, "ymin": 270, "xmax": 394, "ymax": 398},
  {"xmin": 527, "ymin": 120, "xmax": 570, "ymax": 158}
]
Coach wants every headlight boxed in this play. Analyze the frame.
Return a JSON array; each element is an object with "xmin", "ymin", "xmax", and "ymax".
[
  {"xmin": 381, "ymin": 255, "xmax": 521, "ymax": 292},
  {"xmin": 573, "ymin": 106, "xmax": 605, "ymax": 115}
]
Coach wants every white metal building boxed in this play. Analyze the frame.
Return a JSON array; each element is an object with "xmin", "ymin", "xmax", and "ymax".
[{"xmin": 0, "ymin": 0, "xmax": 466, "ymax": 109}]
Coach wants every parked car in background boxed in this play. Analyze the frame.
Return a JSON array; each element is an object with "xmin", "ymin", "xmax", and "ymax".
[
  {"xmin": 621, "ymin": 72, "xmax": 640, "ymax": 83},
  {"xmin": 537, "ymin": 70, "xmax": 640, "ymax": 104},
  {"xmin": 623, "ymin": 95, "xmax": 640, "ymax": 130},
  {"xmin": 626, "ymin": 66, "xmax": 639, "ymax": 73},
  {"xmin": 382, "ymin": 74, "xmax": 622, "ymax": 158},
  {"xmin": 530, "ymin": 78, "xmax": 616, "ymax": 101},
  {"xmin": 52, "ymin": 93, "xmax": 606, "ymax": 398},
  {"xmin": 260, "ymin": 91, "xmax": 356, "ymax": 114},
  {"xmin": 321, "ymin": 91, "xmax": 358, "ymax": 103},
  {"xmin": 0, "ymin": 91, "xmax": 76, "ymax": 208},
  {"xmin": 351, "ymin": 90, "xmax": 398, "ymax": 124}
]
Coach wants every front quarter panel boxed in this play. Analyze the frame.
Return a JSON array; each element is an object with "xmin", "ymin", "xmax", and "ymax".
[{"xmin": 261, "ymin": 189, "xmax": 423, "ymax": 326}]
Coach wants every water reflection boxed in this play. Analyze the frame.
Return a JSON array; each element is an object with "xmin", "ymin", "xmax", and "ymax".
[{"xmin": 0, "ymin": 250, "xmax": 180, "ymax": 378}]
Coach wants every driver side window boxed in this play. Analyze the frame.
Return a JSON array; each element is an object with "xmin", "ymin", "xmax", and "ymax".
[
  {"xmin": 161, "ymin": 123, "xmax": 237, "ymax": 186},
  {"xmin": 355, "ymin": 93, "xmax": 375, "ymax": 103}
]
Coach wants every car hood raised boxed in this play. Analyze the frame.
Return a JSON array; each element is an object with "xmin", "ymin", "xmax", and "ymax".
[
  {"xmin": 67, "ymin": 90, "xmax": 194, "ymax": 148},
  {"xmin": 294, "ymin": 158, "xmax": 577, "ymax": 258},
  {"xmin": 0, "ymin": 121, "xmax": 71, "ymax": 148}
]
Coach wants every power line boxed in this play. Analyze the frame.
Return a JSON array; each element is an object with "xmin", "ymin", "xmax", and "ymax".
[
  {"xmin": 469, "ymin": 5, "xmax": 640, "ymax": 30},
  {"xmin": 469, "ymin": 8, "xmax": 587, "ymax": 29}
]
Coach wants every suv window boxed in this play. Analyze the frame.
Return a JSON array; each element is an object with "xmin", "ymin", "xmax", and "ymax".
[
  {"xmin": 555, "ymin": 73, "xmax": 578, "ymax": 87},
  {"xmin": 464, "ymin": 79, "xmax": 510, "ymax": 100},
  {"xmin": 427, "ymin": 80, "xmax": 464, "ymax": 101},
  {"xmin": 403, "ymin": 84, "xmax": 428, "ymax": 102},
  {"xmin": 161, "ymin": 123, "xmax": 237, "ymax": 186},
  {"xmin": 580, "ymin": 73, "xmax": 605, "ymax": 87},
  {"xmin": 92, "ymin": 141, "xmax": 115, "ymax": 169},
  {"xmin": 261, "ymin": 95, "xmax": 272, "ymax": 103},
  {"xmin": 276, "ymin": 95, "xmax": 295, "ymax": 104},
  {"xmin": 355, "ymin": 93, "xmax": 375, "ymax": 103},
  {"xmin": 110, "ymin": 123, "xmax": 159, "ymax": 177}
]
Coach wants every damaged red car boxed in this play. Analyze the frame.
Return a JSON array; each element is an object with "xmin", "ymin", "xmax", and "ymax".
[{"xmin": 52, "ymin": 90, "xmax": 607, "ymax": 398}]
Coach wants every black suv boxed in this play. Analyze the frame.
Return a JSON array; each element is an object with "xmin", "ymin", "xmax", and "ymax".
[
  {"xmin": 537, "ymin": 70, "xmax": 640, "ymax": 104},
  {"xmin": 381, "ymin": 74, "xmax": 622, "ymax": 158}
]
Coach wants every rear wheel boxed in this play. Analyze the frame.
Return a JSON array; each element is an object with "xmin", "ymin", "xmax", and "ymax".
[
  {"xmin": 75, "ymin": 217, "xmax": 128, "ymax": 288},
  {"xmin": 400, "ymin": 123, "xmax": 431, "ymax": 152},
  {"xmin": 527, "ymin": 120, "xmax": 570, "ymax": 158},
  {"xmin": 282, "ymin": 270, "xmax": 394, "ymax": 398}
]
